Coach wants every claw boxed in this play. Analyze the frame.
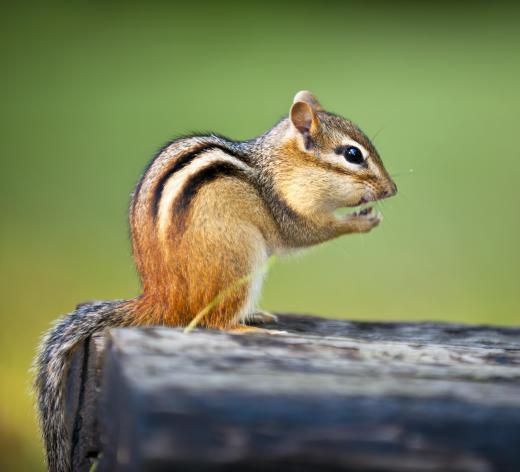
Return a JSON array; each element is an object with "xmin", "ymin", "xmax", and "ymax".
[{"xmin": 345, "ymin": 206, "xmax": 374, "ymax": 220}]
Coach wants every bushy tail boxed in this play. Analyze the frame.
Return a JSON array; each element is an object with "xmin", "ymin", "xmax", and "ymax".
[{"xmin": 34, "ymin": 300, "xmax": 131, "ymax": 472}]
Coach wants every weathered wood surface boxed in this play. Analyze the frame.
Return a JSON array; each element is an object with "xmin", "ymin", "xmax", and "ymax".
[
  {"xmin": 68, "ymin": 314, "xmax": 520, "ymax": 472},
  {"xmin": 66, "ymin": 333, "xmax": 106, "ymax": 471}
]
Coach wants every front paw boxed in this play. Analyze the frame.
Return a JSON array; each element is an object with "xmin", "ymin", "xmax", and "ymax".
[{"xmin": 343, "ymin": 207, "xmax": 382, "ymax": 233}]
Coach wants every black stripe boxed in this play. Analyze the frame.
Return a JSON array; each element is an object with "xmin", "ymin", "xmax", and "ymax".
[
  {"xmin": 131, "ymin": 139, "xmax": 176, "ymax": 217},
  {"xmin": 131, "ymin": 134, "xmax": 247, "ymax": 217},
  {"xmin": 151, "ymin": 143, "xmax": 247, "ymax": 219},
  {"xmin": 173, "ymin": 162, "xmax": 248, "ymax": 232}
]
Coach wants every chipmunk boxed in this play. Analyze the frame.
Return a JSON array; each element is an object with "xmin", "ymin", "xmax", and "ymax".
[{"xmin": 35, "ymin": 91, "xmax": 396, "ymax": 471}]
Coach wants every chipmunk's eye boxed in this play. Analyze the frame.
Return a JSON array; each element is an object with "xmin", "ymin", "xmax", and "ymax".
[
  {"xmin": 335, "ymin": 145, "xmax": 366, "ymax": 166},
  {"xmin": 343, "ymin": 146, "xmax": 364, "ymax": 165}
]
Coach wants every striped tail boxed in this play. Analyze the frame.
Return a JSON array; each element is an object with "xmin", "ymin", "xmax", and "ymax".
[{"xmin": 34, "ymin": 300, "xmax": 130, "ymax": 472}]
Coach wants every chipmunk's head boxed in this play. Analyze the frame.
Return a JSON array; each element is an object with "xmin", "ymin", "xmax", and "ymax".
[{"xmin": 276, "ymin": 90, "xmax": 396, "ymax": 217}]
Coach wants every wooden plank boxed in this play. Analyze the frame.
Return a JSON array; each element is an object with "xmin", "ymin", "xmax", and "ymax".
[
  {"xmin": 88, "ymin": 314, "xmax": 520, "ymax": 472},
  {"xmin": 66, "ymin": 333, "xmax": 106, "ymax": 471}
]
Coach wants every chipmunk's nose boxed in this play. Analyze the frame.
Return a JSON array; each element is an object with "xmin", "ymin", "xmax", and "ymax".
[{"xmin": 381, "ymin": 180, "xmax": 397, "ymax": 199}]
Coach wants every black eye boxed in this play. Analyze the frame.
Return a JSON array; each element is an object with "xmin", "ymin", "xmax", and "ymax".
[{"xmin": 343, "ymin": 146, "xmax": 364, "ymax": 165}]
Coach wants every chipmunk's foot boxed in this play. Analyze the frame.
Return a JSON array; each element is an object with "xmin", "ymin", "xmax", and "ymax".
[
  {"xmin": 227, "ymin": 325, "xmax": 288, "ymax": 335},
  {"xmin": 248, "ymin": 311, "xmax": 278, "ymax": 325}
]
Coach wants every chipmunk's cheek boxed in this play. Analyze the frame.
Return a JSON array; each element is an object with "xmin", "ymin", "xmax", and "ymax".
[{"xmin": 338, "ymin": 186, "xmax": 365, "ymax": 208}]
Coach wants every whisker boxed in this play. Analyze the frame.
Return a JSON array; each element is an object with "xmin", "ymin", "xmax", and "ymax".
[
  {"xmin": 371, "ymin": 126, "xmax": 385, "ymax": 142},
  {"xmin": 374, "ymin": 200, "xmax": 386, "ymax": 219},
  {"xmin": 375, "ymin": 200, "xmax": 394, "ymax": 227},
  {"xmin": 390, "ymin": 168, "xmax": 414, "ymax": 178}
]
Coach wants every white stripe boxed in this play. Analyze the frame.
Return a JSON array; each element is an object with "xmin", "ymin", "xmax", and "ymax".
[
  {"xmin": 157, "ymin": 149, "xmax": 249, "ymax": 239},
  {"xmin": 238, "ymin": 243, "xmax": 268, "ymax": 323}
]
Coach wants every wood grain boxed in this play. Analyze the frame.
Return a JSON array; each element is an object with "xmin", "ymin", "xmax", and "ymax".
[{"xmin": 67, "ymin": 314, "xmax": 520, "ymax": 472}]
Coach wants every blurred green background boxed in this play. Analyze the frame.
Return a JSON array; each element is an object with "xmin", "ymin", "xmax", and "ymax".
[{"xmin": 1, "ymin": 0, "xmax": 519, "ymax": 469}]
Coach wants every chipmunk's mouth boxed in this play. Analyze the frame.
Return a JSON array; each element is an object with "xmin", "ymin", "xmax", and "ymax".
[{"xmin": 334, "ymin": 203, "xmax": 374, "ymax": 217}]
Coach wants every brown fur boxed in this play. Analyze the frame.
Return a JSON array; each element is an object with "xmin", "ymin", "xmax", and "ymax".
[
  {"xmin": 35, "ymin": 91, "xmax": 398, "ymax": 471},
  {"xmin": 125, "ymin": 92, "xmax": 397, "ymax": 329},
  {"xmin": 130, "ymin": 172, "xmax": 280, "ymax": 328}
]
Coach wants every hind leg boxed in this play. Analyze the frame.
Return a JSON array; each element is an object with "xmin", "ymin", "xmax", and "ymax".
[{"xmin": 247, "ymin": 311, "xmax": 278, "ymax": 325}]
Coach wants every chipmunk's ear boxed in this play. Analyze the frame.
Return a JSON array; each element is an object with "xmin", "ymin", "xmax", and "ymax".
[
  {"xmin": 293, "ymin": 90, "xmax": 323, "ymax": 112},
  {"xmin": 290, "ymin": 99, "xmax": 318, "ymax": 150}
]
